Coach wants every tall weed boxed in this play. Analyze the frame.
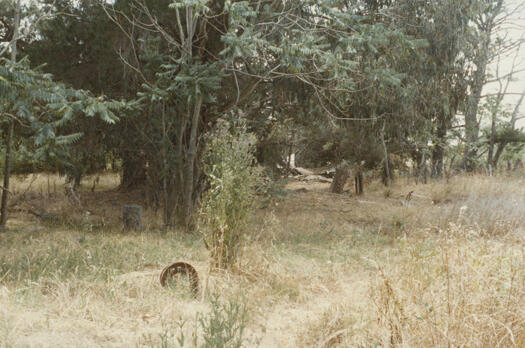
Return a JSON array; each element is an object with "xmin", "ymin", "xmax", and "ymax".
[{"xmin": 200, "ymin": 119, "xmax": 259, "ymax": 268}]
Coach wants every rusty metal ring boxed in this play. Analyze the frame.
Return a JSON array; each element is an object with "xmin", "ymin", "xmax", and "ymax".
[{"xmin": 160, "ymin": 262, "xmax": 199, "ymax": 299}]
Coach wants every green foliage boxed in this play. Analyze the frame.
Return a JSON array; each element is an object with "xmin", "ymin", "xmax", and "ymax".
[
  {"xmin": 156, "ymin": 295, "xmax": 247, "ymax": 348},
  {"xmin": 198, "ymin": 296, "xmax": 247, "ymax": 348},
  {"xmin": 256, "ymin": 176, "xmax": 289, "ymax": 208},
  {"xmin": 477, "ymin": 96, "xmax": 525, "ymax": 168},
  {"xmin": 3, "ymin": 0, "xmax": 515, "ymax": 228},
  {"xmin": 22, "ymin": 0, "xmax": 131, "ymax": 182},
  {"xmin": 200, "ymin": 119, "xmax": 259, "ymax": 268},
  {"xmin": 0, "ymin": 56, "xmax": 128, "ymax": 175}
]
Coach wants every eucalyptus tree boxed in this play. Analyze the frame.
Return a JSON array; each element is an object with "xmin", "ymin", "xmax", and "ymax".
[
  {"xmin": 483, "ymin": 85, "xmax": 525, "ymax": 171},
  {"xmin": 270, "ymin": 0, "xmax": 488, "ymax": 180},
  {"xmin": 294, "ymin": 0, "xmax": 512, "ymax": 178},
  {"xmin": 369, "ymin": 0, "xmax": 481, "ymax": 178},
  {"xmin": 290, "ymin": 0, "xmax": 448, "ymax": 178},
  {"xmin": 461, "ymin": 0, "xmax": 525, "ymax": 171},
  {"xmin": 323, "ymin": 0, "xmax": 428, "ymax": 172},
  {"xmin": 477, "ymin": 43, "xmax": 525, "ymax": 171}
]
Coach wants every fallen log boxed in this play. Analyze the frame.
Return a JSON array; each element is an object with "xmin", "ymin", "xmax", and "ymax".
[
  {"xmin": 291, "ymin": 167, "xmax": 314, "ymax": 176},
  {"xmin": 302, "ymin": 175, "xmax": 333, "ymax": 183}
]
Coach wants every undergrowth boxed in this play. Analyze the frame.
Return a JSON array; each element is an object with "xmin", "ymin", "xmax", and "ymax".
[
  {"xmin": 1, "ymin": 174, "xmax": 525, "ymax": 347},
  {"xmin": 149, "ymin": 296, "xmax": 248, "ymax": 348}
]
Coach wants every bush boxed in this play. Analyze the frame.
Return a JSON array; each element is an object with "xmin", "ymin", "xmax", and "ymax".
[
  {"xmin": 157, "ymin": 296, "xmax": 247, "ymax": 348},
  {"xmin": 198, "ymin": 296, "xmax": 247, "ymax": 348},
  {"xmin": 200, "ymin": 119, "xmax": 259, "ymax": 268}
]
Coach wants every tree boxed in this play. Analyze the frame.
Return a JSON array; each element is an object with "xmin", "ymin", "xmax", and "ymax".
[
  {"xmin": 24, "ymin": 0, "xmax": 131, "ymax": 185},
  {"xmin": 461, "ymin": 0, "xmax": 524, "ymax": 171},
  {"xmin": 0, "ymin": 0, "xmax": 20, "ymax": 229},
  {"xmin": 483, "ymin": 89, "xmax": 525, "ymax": 171},
  {"xmin": 0, "ymin": 0, "xmax": 127, "ymax": 230},
  {"xmin": 101, "ymin": 0, "xmax": 422, "ymax": 228}
]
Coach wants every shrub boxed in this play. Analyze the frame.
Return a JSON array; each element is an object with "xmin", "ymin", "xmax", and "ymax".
[
  {"xmin": 157, "ymin": 296, "xmax": 247, "ymax": 348},
  {"xmin": 198, "ymin": 296, "xmax": 247, "ymax": 348},
  {"xmin": 200, "ymin": 119, "xmax": 259, "ymax": 268}
]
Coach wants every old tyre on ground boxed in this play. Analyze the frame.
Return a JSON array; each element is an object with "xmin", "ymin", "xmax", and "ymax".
[{"xmin": 159, "ymin": 262, "xmax": 199, "ymax": 299}]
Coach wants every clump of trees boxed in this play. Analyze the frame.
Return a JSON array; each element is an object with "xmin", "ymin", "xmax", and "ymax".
[
  {"xmin": 1, "ymin": 0, "xmax": 525, "ymax": 239},
  {"xmin": 0, "ymin": 0, "xmax": 128, "ymax": 230}
]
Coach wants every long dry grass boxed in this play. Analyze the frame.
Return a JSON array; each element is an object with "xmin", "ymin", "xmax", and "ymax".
[{"xmin": 0, "ymin": 173, "xmax": 524, "ymax": 347}]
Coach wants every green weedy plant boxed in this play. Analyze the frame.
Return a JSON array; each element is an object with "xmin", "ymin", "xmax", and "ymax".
[
  {"xmin": 198, "ymin": 296, "xmax": 247, "ymax": 348},
  {"xmin": 200, "ymin": 119, "xmax": 259, "ymax": 269},
  {"xmin": 157, "ymin": 296, "xmax": 248, "ymax": 348}
]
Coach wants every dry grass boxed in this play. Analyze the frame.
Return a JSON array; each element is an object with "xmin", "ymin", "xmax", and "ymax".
[{"xmin": 1, "ymin": 173, "xmax": 524, "ymax": 347}]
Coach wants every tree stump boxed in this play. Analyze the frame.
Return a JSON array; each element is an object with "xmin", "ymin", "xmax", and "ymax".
[
  {"xmin": 123, "ymin": 205, "xmax": 143, "ymax": 231},
  {"xmin": 330, "ymin": 162, "xmax": 350, "ymax": 194},
  {"xmin": 381, "ymin": 157, "xmax": 394, "ymax": 186}
]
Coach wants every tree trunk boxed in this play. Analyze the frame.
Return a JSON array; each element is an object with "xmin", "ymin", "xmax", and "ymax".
[
  {"xmin": 493, "ymin": 89, "xmax": 525, "ymax": 170},
  {"xmin": 422, "ymin": 154, "xmax": 428, "ymax": 184},
  {"xmin": 0, "ymin": 121, "xmax": 14, "ymax": 230},
  {"xmin": 120, "ymin": 154, "xmax": 147, "ymax": 190},
  {"xmin": 182, "ymin": 92, "xmax": 203, "ymax": 228},
  {"xmin": 493, "ymin": 142, "xmax": 507, "ymax": 169},
  {"xmin": 0, "ymin": 1, "xmax": 19, "ymax": 230},
  {"xmin": 123, "ymin": 205, "xmax": 143, "ymax": 231},
  {"xmin": 414, "ymin": 150, "xmax": 424, "ymax": 184},
  {"xmin": 463, "ymin": 69, "xmax": 485, "ymax": 171},
  {"xmin": 330, "ymin": 161, "xmax": 350, "ymax": 194},
  {"xmin": 432, "ymin": 119, "xmax": 446, "ymax": 178},
  {"xmin": 380, "ymin": 129, "xmax": 391, "ymax": 187},
  {"xmin": 462, "ymin": 2, "xmax": 501, "ymax": 171},
  {"xmin": 487, "ymin": 108, "xmax": 497, "ymax": 173},
  {"xmin": 432, "ymin": 145, "xmax": 444, "ymax": 178},
  {"xmin": 286, "ymin": 129, "xmax": 295, "ymax": 174},
  {"xmin": 161, "ymin": 103, "xmax": 171, "ymax": 229}
]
